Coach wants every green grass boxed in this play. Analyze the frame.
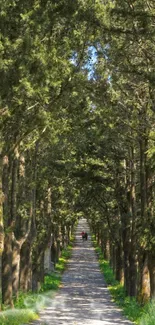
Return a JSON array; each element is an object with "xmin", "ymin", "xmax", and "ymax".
[
  {"xmin": 41, "ymin": 272, "xmax": 61, "ymax": 291},
  {"xmin": 0, "ymin": 309, "xmax": 38, "ymax": 325},
  {"xmin": 139, "ymin": 300, "xmax": 155, "ymax": 325},
  {"xmin": 0, "ymin": 240, "xmax": 74, "ymax": 325},
  {"xmin": 55, "ymin": 244, "xmax": 73, "ymax": 273}
]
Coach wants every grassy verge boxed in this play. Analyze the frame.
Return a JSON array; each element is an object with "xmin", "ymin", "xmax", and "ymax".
[
  {"xmin": 92, "ymin": 236, "xmax": 155, "ymax": 325},
  {"xmin": 0, "ymin": 240, "xmax": 74, "ymax": 325}
]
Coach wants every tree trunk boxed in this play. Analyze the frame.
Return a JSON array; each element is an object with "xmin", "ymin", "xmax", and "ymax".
[
  {"xmin": 129, "ymin": 252, "xmax": 137, "ymax": 297},
  {"xmin": 9, "ymin": 150, "xmax": 28, "ymax": 300},
  {"xmin": 20, "ymin": 240, "xmax": 32, "ymax": 292},
  {"xmin": 115, "ymin": 241, "xmax": 123, "ymax": 283},
  {"xmin": 123, "ymin": 237, "xmax": 130, "ymax": 296},
  {"xmin": 2, "ymin": 233, "xmax": 13, "ymax": 307},
  {"xmin": 102, "ymin": 237, "xmax": 110, "ymax": 261},
  {"xmin": 56, "ymin": 239, "xmax": 61, "ymax": 262},
  {"xmin": 64, "ymin": 225, "xmax": 68, "ymax": 248},
  {"xmin": 32, "ymin": 252, "xmax": 44, "ymax": 292},
  {"xmin": 148, "ymin": 252, "xmax": 155, "ymax": 298},
  {"xmin": 109, "ymin": 241, "xmax": 116, "ymax": 273},
  {"xmin": 129, "ymin": 146, "xmax": 137, "ymax": 297},
  {"xmin": 12, "ymin": 239, "xmax": 24, "ymax": 299},
  {"xmin": 51, "ymin": 242, "xmax": 57, "ymax": 267},
  {"xmin": 115, "ymin": 161, "xmax": 130, "ymax": 294},
  {"xmin": 20, "ymin": 143, "xmax": 39, "ymax": 292},
  {"xmin": 2, "ymin": 155, "xmax": 13, "ymax": 306},
  {"xmin": 32, "ymin": 186, "xmax": 53, "ymax": 291},
  {"xmin": 0, "ymin": 154, "xmax": 5, "ymax": 306},
  {"xmin": 138, "ymin": 252, "xmax": 150, "ymax": 303},
  {"xmin": 10, "ymin": 152, "xmax": 18, "ymax": 226},
  {"xmin": 10, "ymin": 152, "xmax": 24, "ymax": 300},
  {"xmin": 139, "ymin": 123, "xmax": 150, "ymax": 300},
  {"xmin": 139, "ymin": 136, "xmax": 147, "ymax": 227},
  {"xmin": 67, "ymin": 224, "xmax": 72, "ymax": 242}
]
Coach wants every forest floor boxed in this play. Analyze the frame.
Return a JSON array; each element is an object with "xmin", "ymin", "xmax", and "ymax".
[{"xmin": 28, "ymin": 218, "xmax": 133, "ymax": 325}]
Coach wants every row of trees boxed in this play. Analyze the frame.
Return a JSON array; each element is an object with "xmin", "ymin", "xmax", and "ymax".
[
  {"xmin": 84, "ymin": 0, "xmax": 155, "ymax": 302},
  {"xmin": 0, "ymin": 0, "xmax": 100, "ymax": 307},
  {"xmin": 1, "ymin": 0, "xmax": 155, "ymax": 308}
]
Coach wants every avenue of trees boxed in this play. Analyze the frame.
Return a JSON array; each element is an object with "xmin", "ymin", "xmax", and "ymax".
[{"xmin": 1, "ymin": 0, "xmax": 155, "ymax": 308}]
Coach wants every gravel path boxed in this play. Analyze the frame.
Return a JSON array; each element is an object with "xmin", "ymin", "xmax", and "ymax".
[{"xmin": 30, "ymin": 218, "xmax": 133, "ymax": 325}]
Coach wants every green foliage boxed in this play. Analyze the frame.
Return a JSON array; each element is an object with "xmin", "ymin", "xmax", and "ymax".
[
  {"xmin": 41, "ymin": 273, "xmax": 61, "ymax": 292},
  {"xmin": 14, "ymin": 292, "xmax": 39, "ymax": 310},
  {"xmin": 0, "ymin": 309, "xmax": 38, "ymax": 325},
  {"xmin": 110, "ymin": 284, "xmax": 126, "ymax": 304},
  {"xmin": 140, "ymin": 301, "xmax": 155, "ymax": 325},
  {"xmin": 100, "ymin": 260, "xmax": 118, "ymax": 286},
  {"xmin": 92, "ymin": 237, "xmax": 118, "ymax": 286},
  {"xmin": 55, "ymin": 244, "xmax": 73, "ymax": 273},
  {"xmin": 1, "ymin": 0, "xmax": 155, "ymax": 316}
]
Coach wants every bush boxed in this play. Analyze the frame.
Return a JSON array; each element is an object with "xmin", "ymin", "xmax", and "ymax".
[
  {"xmin": 140, "ymin": 300, "xmax": 155, "ymax": 325},
  {"xmin": 41, "ymin": 273, "xmax": 61, "ymax": 291},
  {"xmin": 0, "ymin": 309, "xmax": 38, "ymax": 325}
]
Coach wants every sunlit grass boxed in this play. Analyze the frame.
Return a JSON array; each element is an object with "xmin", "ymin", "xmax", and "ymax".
[
  {"xmin": 139, "ymin": 300, "xmax": 155, "ymax": 325},
  {"xmin": 0, "ymin": 309, "xmax": 38, "ymax": 325},
  {"xmin": 41, "ymin": 272, "xmax": 61, "ymax": 291},
  {"xmin": 55, "ymin": 244, "xmax": 73, "ymax": 273}
]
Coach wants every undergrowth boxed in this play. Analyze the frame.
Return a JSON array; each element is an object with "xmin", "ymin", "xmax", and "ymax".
[
  {"xmin": 0, "ymin": 240, "xmax": 73, "ymax": 325},
  {"xmin": 140, "ymin": 301, "xmax": 155, "ymax": 325},
  {"xmin": 92, "ymin": 236, "xmax": 155, "ymax": 325},
  {"xmin": 0, "ymin": 309, "xmax": 38, "ymax": 325}
]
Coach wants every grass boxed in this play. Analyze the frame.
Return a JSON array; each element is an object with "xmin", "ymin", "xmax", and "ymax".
[
  {"xmin": 91, "ymin": 236, "xmax": 155, "ymax": 325},
  {"xmin": 41, "ymin": 272, "xmax": 61, "ymax": 292},
  {"xmin": 0, "ymin": 309, "xmax": 38, "ymax": 325},
  {"xmin": 140, "ymin": 300, "xmax": 155, "ymax": 325},
  {"xmin": 0, "ymin": 240, "xmax": 74, "ymax": 325},
  {"xmin": 54, "ymin": 243, "xmax": 73, "ymax": 273}
]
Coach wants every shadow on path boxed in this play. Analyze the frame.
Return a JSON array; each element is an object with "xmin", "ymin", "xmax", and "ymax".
[{"xmin": 30, "ymin": 219, "xmax": 133, "ymax": 325}]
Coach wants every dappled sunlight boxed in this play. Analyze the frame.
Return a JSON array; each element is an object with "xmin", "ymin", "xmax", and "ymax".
[{"xmin": 30, "ymin": 219, "xmax": 133, "ymax": 325}]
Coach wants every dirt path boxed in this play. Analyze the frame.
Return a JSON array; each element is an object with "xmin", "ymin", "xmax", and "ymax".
[{"xmin": 30, "ymin": 218, "xmax": 133, "ymax": 325}]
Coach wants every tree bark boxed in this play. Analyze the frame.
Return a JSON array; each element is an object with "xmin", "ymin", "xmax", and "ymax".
[
  {"xmin": 148, "ymin": 252, "xmax": 155, "ymax": 298},
  {"xmin": 20, "ymin": 240, "xmax": 32, "ymax": 292},
  {"xmin": 0, "ymin": 154, "xmax": 5, "ymax": 306},
  {"xmin": 115, "ymin": 241, "xmax": 123, "ymax": 283},
  {"xmin": 139, "ymin": 124, "xmax": 150, "ymax": 300},
  {"xmin": 138, "ymin": 252, "xmax": 150, "ymax": 303},
  {"xmin": 2, "ymin": 233, "xmax": 13, "ymax": 307},
  {"xmin": 123, "ymin": 239, "xmax": 130, "ymax": 295},
  {"xmin": 51, "ymin": 241, "xmax": 57, "ymax": 267},
  {"xmin": 129, "ymin": 146, "xmax": 137, "ymax": 297},
  {"xmin": 20, "ymin": 143, "xmax": 39, "ymax": 292},
  {"xmin": 2, "ymin": 154, "xmax": 14, "ymax": 306},
  {"xmin": 9, "ymin": 152, "xmax": 20, "ymax": 299},
  {"xmin": 32, "ymin": 253, "xmax": 44, "ymax": 292},
  {"xmin": 12, "ymin": 240, "xmax": 21, "ymax": 299},
  {"xmin": 129, "ymin": 252, "xmax": 137, "ymax": 297},
  {"xmin": 12, "ymin": 237, "xmax": 27, "ymax": 298}
]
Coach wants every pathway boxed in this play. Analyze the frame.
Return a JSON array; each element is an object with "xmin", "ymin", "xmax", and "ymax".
[{"xmin": 30, "ymin": 218, "xmax": 133, "ymax": 325}]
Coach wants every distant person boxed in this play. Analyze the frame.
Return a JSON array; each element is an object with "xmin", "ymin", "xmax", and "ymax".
[
  {"xmin": 81, "ymin": 231, "xmax": 85, "ymax": 240},
  {"xmin": 84, "ymin": 232, "xmax": 88, "ymax": 240},
  {"xmin": 81, "ymin": 232, "xmax": 88, "ymax": 241}
]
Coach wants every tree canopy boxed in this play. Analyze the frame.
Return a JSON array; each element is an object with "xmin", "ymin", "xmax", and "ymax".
[{"xmin": 1, "ymin": 0, "xmax": 155, "ymax": 307}]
